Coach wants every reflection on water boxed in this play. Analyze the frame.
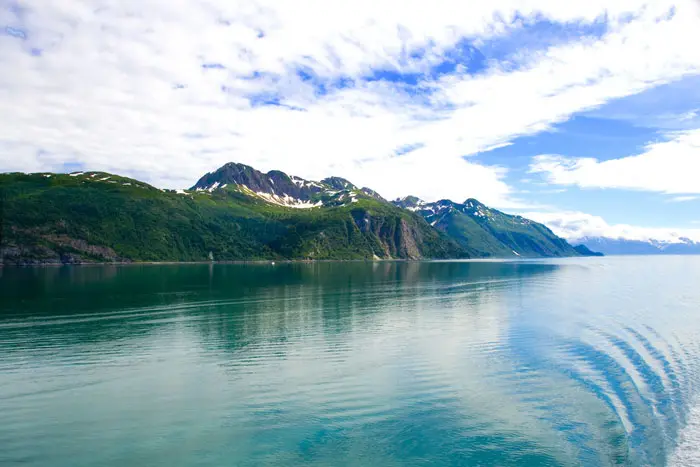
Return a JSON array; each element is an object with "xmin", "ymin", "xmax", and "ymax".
[{"xmin": 1, "ymin": 258, "xmax": 700, "ymax": 466}]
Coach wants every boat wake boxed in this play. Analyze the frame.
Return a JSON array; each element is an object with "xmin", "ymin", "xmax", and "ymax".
[{"xmin": 670, "ymin": 401, "xmax": 700, "ymax": 466}]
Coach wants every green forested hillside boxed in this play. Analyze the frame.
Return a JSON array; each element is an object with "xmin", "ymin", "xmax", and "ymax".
[{"xmin": 0, "ymin": 172, "xmax": 463, "ymax": 264}]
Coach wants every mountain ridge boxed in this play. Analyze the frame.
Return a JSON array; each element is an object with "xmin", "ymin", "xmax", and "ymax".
[
  {"xmin": 191, "ymin": 162, "xmax": 369, "ymax": 209},
  {"xmin": 0, "ymin": 163, "xmax": 591, "ymax": 264},
  {"xmin": 575, "ymin": 236, "xmax": 700, "ymax": 255}
]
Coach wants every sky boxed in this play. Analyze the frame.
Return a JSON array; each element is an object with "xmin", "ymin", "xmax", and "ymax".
[{"xmin": 2, "ymin": 0, "xmax": 700, "ymax": 242}]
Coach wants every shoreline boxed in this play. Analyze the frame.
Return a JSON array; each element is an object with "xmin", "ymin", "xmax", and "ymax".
[{"xmin": 0, "ymin": 257, "xmax": 539, "ymax": 268}]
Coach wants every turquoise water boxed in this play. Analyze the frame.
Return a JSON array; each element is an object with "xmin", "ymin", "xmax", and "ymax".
[{"xmin": 1, "ymin": 257, "xmax": 699, "ymax": 466}]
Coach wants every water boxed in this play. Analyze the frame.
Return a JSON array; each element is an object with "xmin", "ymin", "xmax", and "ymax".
[{"xmin": 1, "ymin": 257, "xmax": 699, "ymax": 466}]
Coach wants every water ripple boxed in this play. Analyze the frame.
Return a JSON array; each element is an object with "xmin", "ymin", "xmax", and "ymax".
[{"xmin": 1, "ymin": 259, "xmax": 700, "ymax": 466}]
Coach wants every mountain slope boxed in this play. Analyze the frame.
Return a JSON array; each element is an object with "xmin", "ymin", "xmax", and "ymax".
[
  {"xmin": 0, "ymin": 169, "xmax": 463, "ymax": 264},
  {"xmin": 393, "ymin": 196, "xmax": 582, "ymax": 258}
]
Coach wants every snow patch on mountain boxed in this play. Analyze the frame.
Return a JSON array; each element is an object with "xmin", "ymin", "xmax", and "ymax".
[{"xmin": 255, "ymin": 191, "xmax": 322, "ymax": 209}]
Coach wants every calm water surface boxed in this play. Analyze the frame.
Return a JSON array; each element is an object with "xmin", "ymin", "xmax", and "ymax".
[{"xmin": 1, "ymin": 257, "xmax": 700, "ymax": 466}]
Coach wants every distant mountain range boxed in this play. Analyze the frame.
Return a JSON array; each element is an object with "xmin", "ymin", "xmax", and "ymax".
[
  {"xmin": 576, "ymin": 236, "xmax": 700, "ymax": 255},
  {"xmin": 0, "ymin": 162, "xmax": 596, "ymax": 264}
]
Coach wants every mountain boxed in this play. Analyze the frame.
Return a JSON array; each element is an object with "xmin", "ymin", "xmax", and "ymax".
[
  {"xmin": 573, "ymin": 244, "xmax": 605, "ymax": 257},
  {"xmin": 577, "ymin": 236, "xmax": 700, "ymax": 255},
  {"xmin": 392, "ymin": 196, "xmax": 584, "ymax": 258},
  {"xmin": 0, "ymin": 167, "xmax": 463, "ymax": 264},
  {"xmin": 0, "ymin": 162, "xmax": 585, "ymax": 264}
]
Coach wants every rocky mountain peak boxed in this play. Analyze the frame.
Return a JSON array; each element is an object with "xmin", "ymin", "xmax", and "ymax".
[
  {"xmin": 191, "ymin": 163, "xmax": 373, "ymax": 209},
  {"xmin": 392, "ymin": 196, "xmax": 426, "ymax": 211},
  {"xmin": 360, "ymin": 187, "xmax": 386, "ymax": 202},
  {"xmin": 191, "ymin": 163, "xmax": 324, "ymax": 205},
  {"xmin": 321, "ymin": 177, "xmax": 357, "ymax": 191},
  {"xmin": 464, "ymin": 198, "xmax": 485, "ymax": 208}
]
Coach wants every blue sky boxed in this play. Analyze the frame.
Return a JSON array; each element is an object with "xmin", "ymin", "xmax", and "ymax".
[{"xmin": 1, "ymin": 0, "xmax": 700, "ymax": 242}]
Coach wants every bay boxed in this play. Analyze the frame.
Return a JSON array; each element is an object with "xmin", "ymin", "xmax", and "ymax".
[{"xmin": 1, "ymin": 257, "xmax": 699, "ymax": 466}]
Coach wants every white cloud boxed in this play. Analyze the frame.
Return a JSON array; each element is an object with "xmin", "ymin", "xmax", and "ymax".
[
  {"xmin": 522, "ymin": 210, "xmax": 700, "ymax": 243},
  {"xmin": 679, "ymin": 110, "xmax": 699, "ymax": 122},
  {"xmin": 669, "ymin": 196, "xmax": 698, "ymax": 202},
  {"xmin": 529, "ymin": 128, "xmax": 700, "ymax": 194},
  {"xmin": 1, "ymin": 0, "xmax": 700, "ymax": 206}
]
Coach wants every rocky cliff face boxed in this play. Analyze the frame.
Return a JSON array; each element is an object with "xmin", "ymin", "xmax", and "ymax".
[
  {"xmin": 1, "ymin": 231, "xmax": 125, "ymax": 265},
  {"xmin": 349, "ymin": 209, "xmax": 444, "ymax": 260}
]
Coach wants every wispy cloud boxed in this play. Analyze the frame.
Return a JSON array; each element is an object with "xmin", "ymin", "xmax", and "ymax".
[
  {"xmin": 529, "ymin": 128, "xmax": 700, "ymax": 195},
  {"xmin": 582, "ymin": 75, "xmax": 700, "ymax": 131},
  {"xmin": 1, "ymin": 0, "xmax": 700, "ymax": 207}
]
